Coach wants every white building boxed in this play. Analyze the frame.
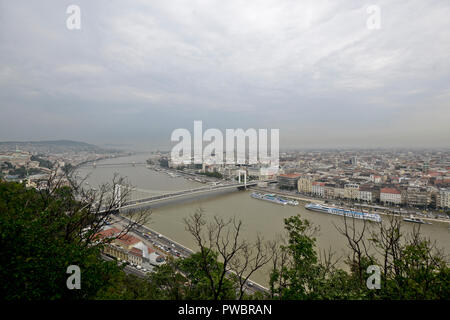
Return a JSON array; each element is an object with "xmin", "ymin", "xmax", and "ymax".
[
  {"xmin": 358, "ymin": 185, "xmax": 374, "ymax": 202},
  {"xmin": 311, "ymin": 182, "xmax": 325, "ymax": 197},
  {"xmin": 247, "ymin": 165, "xmax": 279, "ymax": 180},
  {"xmin": 370, "ymin": 175, "xmax": 382, "ymax": 183},
  {"xmin": 380, "ymin": 188, "xmax": 402, "ymax": 205},
  {"xmin": 438, "ymin": 189, "xmax": 450, "ymax": 208}
]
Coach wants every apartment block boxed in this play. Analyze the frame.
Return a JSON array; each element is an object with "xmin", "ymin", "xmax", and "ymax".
[
  {"xmin": 298, "ymin": 176, "xmax": 313, "ymax": 194},
  {"xmin": 277, "ymin": 173, "xmax": 301, "ymax": 190},
  {"xmin": 380, "ymin": 188, "xmax": 402, "ymax": 205}
]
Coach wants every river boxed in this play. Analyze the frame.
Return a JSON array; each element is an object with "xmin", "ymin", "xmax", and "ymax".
[{"xmin": 77, "ymin": 153, "xmax": 450, "ymax": 286}]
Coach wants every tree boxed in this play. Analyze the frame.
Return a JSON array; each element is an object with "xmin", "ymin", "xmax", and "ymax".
[
  {"xmin": 178, "ymin": 250, "xmax": 236, "ymax": 299},
  {"xmin": 0, "ymin": 168, "xmax": 150, "ymax": 300},
  {"xmin": 370, "ymin": 217, "xmax": 449, "ymax": 299},
  {"xmin": 269, "ymin": 215, "xmax": 323, "ymax": 299},
  {"xmin": 333, "ymin": 214, "xmax": 375, "ymax": 288},
  {"xmin": 183, "ymin": 209, "xmax": 273, "ymax": 300},
  {"xmin": 336, "ymin": 214, "xmax": 450, "ymax": 299},
  {"xmin": 229, "ymin": 234, "xmax": 272, "ymax": 299}
]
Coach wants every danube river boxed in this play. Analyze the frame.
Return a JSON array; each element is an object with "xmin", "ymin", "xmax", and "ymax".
[{"xmin": 77, "ymin": 153, "xmax": 450, "ymax": 286}]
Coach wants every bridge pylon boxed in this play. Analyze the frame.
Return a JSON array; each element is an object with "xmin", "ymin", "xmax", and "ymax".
[
  {"xmin": 113, "ymin": 184, "xmax": 122, "ymax": 208},
  {"xmin": 237, "ymin": 170, "xmax": 247, "ymax": 189}
]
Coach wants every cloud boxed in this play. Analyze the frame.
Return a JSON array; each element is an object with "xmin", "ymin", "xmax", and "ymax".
[{"xmin": 0, "ymin": 0, "xmax": 449, "ymax": 148}]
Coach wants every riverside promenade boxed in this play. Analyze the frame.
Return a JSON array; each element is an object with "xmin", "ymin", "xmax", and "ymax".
[{"xmin": 248, "ymin": 187, "xmax": 450, "ymax": 225}]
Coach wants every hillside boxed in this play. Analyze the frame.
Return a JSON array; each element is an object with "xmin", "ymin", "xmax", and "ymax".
[{"xmin": 0, "ymin": 140, "xmax": 116, "ymax": 153}]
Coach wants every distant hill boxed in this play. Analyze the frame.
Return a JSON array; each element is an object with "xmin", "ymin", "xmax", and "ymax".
[{"xmin": 0, "ymin": 140, "xmax": 117, "ymax": 153}]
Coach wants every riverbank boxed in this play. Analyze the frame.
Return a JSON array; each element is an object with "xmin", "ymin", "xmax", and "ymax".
[
  {"xmin": 75, "ymin": 153, "xmax": 450, "ymax": 286},
  {"xmin": 119, "ymin": 213, "xmax": 270, "ymax": 293},
  {"xmin": 248, "ymin": 186, "xmax": 450, "ymax": 225}
]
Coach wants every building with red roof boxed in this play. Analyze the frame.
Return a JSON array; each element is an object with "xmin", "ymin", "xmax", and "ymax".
[
  {"xmin": 277, "ymin": 173, "xmax": 301, "ymax": 190},
  {"xmin": 380, "ymin": 187, "xmax": 402, "ymax": 205},
  {"xmin": 95, "ymin": 227, "xmax": 153, "ymax": 267}
]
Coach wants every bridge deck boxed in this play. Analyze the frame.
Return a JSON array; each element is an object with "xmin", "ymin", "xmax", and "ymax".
[{"xmin": 119, "ymin": 180, "xmax": 275, "ymax": 209}]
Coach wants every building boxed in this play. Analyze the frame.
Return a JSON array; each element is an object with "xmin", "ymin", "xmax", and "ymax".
[
  {"xmin": 114, "ymin": 232, "xmax": 143, "ymax": 250},
  {"xmin": 324, "ymin": 183, "xmax": 336, "ymax": 199},
  {"xmin": 247, "ymin": 165, "xmax": 278, "ymax": 180},
  {"xmin": 298, "ymin": 176, "xmax": 313, "ymax": 194},
  {"xmin": 344, "ymin": 183, "xmax": 359, "ymax": 200},
  {"xmin": 370, "ymin": 175, "xmax": 382, "ymax": 183},
  {"xmin": 359, "ymin": 185, "xmax": 374, "ymax": 203},
  {"xmin": 334, "ymin": 184, "xmax": 346, "ymax": 199},
  {"xmin": 404, "ymin": 187, "xmax": 431, "ymax": 207},
  {"xmin": 95, "ymin": 227, "xmax": 152, "ymax": 266},
  {"xmin": 103, "ymin": 243, "xmax": 128, "ymax": 261},
  {"xmin": 380, "ymin": 188, "xmax": 402, "ymax": 205},
  {"xmin": 437, "ymin": 188, "xmax": 450, "ymax": 208},
  {"xmin": 311, "ymin": 181, "xmax": 325, "ymax": 197},
  {"xmin": 128, "ymin": 247, "xmax": 145, "ymax": 266},
  {"xmin": 277, "ymin": 173, "xmax": 301, "ymax": 190}
]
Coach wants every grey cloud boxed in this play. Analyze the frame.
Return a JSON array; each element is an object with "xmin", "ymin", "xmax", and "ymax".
[{"xmin": 0, "ymin": 0, "xmax": 449, "ymax": 149}]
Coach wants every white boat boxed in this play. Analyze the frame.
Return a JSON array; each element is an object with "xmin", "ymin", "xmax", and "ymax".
[
  {"xmin": 403, "ymin": 215, "xmax": 432, "ymax": 225},
  {"xmin": 305, "ymin": 203, "xmax": 382, "ymax": 223},
  {"xmin": 251, "ymin": 192, "xmax": 288, "ymax": 205}
]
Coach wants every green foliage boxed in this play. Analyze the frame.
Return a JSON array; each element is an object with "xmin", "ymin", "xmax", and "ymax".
[
  {"xmin": 199, "ymin": 171, "xmax": 223, "ymax": 179},
  {"xmin": 6, "ymin": 166, "xmax": 43, "ymax": 178},
  {"xmin": 270, "ymin": 215, "xmax": 323, "ymax": 299},
  {"xmin": 2, "ymin": 178, "xmax": 448, "ymax": 301},
  {"xmin": 96, "ymin": 272, "xmax": 163, "ymax": 300},
  {"xmin": 0, "ymin": 181, "xmax": 122, "ymax": 300},
  {"xmin": 0, "ymin": 180, "xmax": 238, "ymax": 300},
  {"xmin": 132, "ymin": 251, "xmax": 238, "ymax": 300},
  {"xmin": 30, "ymin": 155, "xmax": 53, "ymax": 169},
  {"xmin": 374, "ymin": 239, "xmax": 450, "ymax": 299},
  {"xmin": 270, "ymin": 214, "xmax": 450, "ymax": 300},
  {"xmin": 178, "ymin": 250, "xmax": 237, "ymax": 300}
]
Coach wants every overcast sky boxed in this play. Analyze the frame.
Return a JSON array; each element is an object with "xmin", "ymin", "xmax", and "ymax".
[{"xmin": 1, "ymin": 0, "xmax": 449, "ymax": 149}]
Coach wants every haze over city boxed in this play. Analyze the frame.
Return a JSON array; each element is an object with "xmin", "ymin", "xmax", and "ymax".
[
  {"xmin": 2, "ymin": 0, "xmax": 450, "ymax": 308},
  {"xmin": 1, "ymin": 0, "xmax": 450, "ymax": 149}
]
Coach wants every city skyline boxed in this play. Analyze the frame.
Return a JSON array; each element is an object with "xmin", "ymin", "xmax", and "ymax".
[{"xmin": 1, "ymin": 0, "xmax": 450, "ymax": 149}]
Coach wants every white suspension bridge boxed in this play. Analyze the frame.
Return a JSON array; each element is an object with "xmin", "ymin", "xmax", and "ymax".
[{"xmin": 111, "ymin": 172, "xmax": 276, "ymax": 212}]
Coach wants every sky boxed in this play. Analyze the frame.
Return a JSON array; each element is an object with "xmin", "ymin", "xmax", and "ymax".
[{"xmin": 0, "ymin": 0, "xmax": 449, "ymax": 150}]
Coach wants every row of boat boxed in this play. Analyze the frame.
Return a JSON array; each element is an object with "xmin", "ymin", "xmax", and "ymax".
[
  {"xmin": 252, "ymin": 194, "xmax": 434, "ymax": 225},
  {"xmin": 306, "ymin": 203, "xmax": 434, "ymax": 224}
]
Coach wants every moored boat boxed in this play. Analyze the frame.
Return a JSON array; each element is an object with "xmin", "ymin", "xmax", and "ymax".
[
  {"xmin": 305, "ymin": 203, "xmax": 382, "ymax": 223},
  {"xmin": 403, "ymin": 215, "xmax": 432, "ymax": 225},
  {"xmin": 251, "ymin": 192, "xmax": 288, "ymax": 205}
]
